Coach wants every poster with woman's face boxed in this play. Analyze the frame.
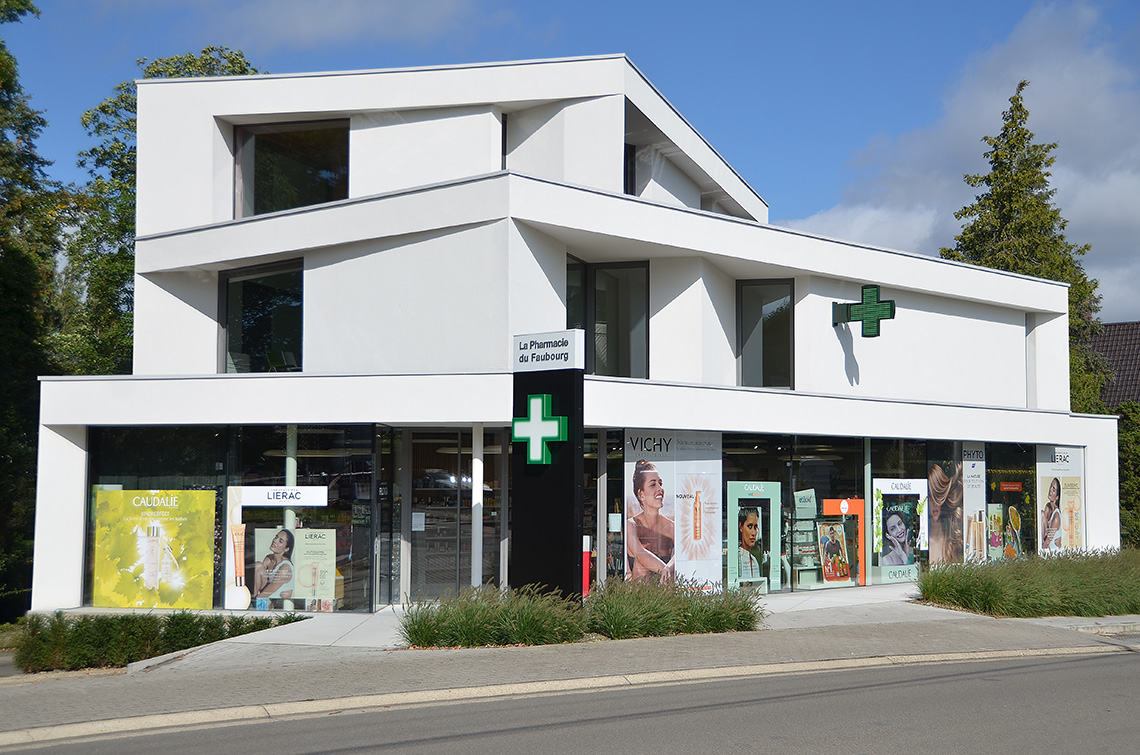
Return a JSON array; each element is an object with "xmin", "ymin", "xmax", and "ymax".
[
  {"xmin": 624, "ymin": 430, "xmax": 722, "ymax": 587},
  {"xmin": 1036, "ymin": 446, "xmax": 1085, "ymax": 551},
  {"xmin": 880, "ymin": 502, "xmax": 915, "ymax": 566}
]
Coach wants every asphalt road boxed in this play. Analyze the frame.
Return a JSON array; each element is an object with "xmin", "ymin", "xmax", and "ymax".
[{"xmin": 22, "ymin": 648, "xmax": 1140, "ymax": 754}]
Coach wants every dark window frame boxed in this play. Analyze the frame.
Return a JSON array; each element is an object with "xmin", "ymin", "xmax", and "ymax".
[
  {"xmin": 233, "ymin": 119, "xmax": 350, "ymax": 219},
  {"xmin": 737, "ymin": 278, "xmax": 795, "ymax": 389},
  {"xmin": 219, "ymin": 259, "xmax": 305, "ymax": 374},
  {"xmin": 568, "ymin": 255, "xmax": 649, "ymax": 378}
]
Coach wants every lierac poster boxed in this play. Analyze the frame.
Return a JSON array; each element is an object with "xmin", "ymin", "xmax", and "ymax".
[
  {"xmin": 92, "ymin": 489, "xmax": 216, "ymax": 609},
  {"xmin": 624, "ymin": 430, "xmax": 722, "ymax": 588},
  {"xmin": 1036, "ymin": 446, "xmax": 1085, "ymax": 551}
]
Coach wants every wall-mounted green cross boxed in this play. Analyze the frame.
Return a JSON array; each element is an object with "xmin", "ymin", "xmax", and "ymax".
[{"xmin": 832, "ymin": 285, "xmax": 895, "ymax": 338}]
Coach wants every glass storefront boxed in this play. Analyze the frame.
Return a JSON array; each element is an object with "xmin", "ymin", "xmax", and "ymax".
[{"xmin": 83, "ymin": 422, "xmax": 1069, "ymax": 610}]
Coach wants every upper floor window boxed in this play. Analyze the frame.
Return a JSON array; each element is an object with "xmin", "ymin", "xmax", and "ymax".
[
  {"xmin": 223, "ymin": 263, "xmax": 303, "ymax": 373},
  {"xmin": 234, "ymin": 120, "xmax": 349, "ymax": 218},
  {"xmin": 738, "ymin": 279, "xmax": 793, "ymax": 388},
  {"xmin": 568, "ymin": 256, "xmax": 649, "ymax": 378}
]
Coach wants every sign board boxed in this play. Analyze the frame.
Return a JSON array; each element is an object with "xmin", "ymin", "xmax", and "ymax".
[{"xmin": 513, "ymin": 329, "xmax": 585, "ymax": 372}]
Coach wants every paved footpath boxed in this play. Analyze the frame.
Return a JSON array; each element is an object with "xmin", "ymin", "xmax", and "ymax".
[{"xmin": 1, "ymin": 585, "xmax": 1137, "ymax": 747}]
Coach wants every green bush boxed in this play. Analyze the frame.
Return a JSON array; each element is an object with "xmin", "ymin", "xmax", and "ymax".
[
  {"xmin": 399, "ymin": 579, "xmax": 763, "ymax": 648},
  {"xmin": 12, "ymin": 611, "xmax": 309, "ymax": 673},
  {"xmin": 918, "ymin": 549, "xmax": 1140, "ymax": 618}
]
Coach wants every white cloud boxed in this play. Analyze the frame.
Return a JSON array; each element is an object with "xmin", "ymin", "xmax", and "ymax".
[{"xmin": 776, "ymin": 1, "xmax": 1140, "ymax": 322}]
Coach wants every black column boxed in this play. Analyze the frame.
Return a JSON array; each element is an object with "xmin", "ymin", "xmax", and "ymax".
[{"xmin": 510, "ymin": 368, "xmax": 584, "ymax": 595}]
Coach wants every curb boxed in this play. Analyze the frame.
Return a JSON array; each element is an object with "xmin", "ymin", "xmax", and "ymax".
[{"xmin": 0, "ymin": 644, "xmax": 1122, "ymax": 747}]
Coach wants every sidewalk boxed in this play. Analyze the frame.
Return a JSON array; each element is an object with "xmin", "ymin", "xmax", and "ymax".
[{"xmin": 1, "ymin": 584, "xmax": 1137, "ymax": 744}]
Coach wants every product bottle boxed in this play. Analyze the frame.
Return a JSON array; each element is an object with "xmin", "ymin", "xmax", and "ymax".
[
  {"xmin": 143, "ymin": 525, "xmax": 161, "ymax": 590},
  {"xmin": 161, "ymin": 542, "xmax": 176, "ymax": 583},
  {"xmin": 693, "ymin": 491, "xmax": 702, "ymax": 541}
]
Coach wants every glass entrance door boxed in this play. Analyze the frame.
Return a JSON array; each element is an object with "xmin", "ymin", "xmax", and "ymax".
[{"xmin": 409, "ymin": 431, "xmax": 466, "ymax": 599}]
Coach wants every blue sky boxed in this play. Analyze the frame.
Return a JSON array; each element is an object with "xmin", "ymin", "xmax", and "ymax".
[{"xmin": 7, "ymin": 0, "xmax": 1140, "ymax": 320}]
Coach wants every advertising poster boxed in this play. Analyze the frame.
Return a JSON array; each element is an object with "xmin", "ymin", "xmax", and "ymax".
[
  {"xmin": 1036, "ymin": 446, "xmax": 1085, "ymax": 551},
  {"xmin": 817, "ymin": 523, "xmax": 850, "ymax": 582},
  {"xmin": 92, "ymin": 489, "xmax": 216, "ymax": 609},
  {"xmin": 986, "ymin": 503, "xmax": 1005, "ymax": 561},
  {"xmin": 927, "ymin": 448, "xmax": 964, "ymax": 566},
  {"xmin": 250, "ymin": 528, "xmax": 295, "ymax": 608},
  {"xmin": 962, "ymin": 443, "xmax": 987, "ymax": 563},
  {"xmin": 624, "ymin": 430, "xmax": 722, "ymax": 588},
  {"xmin": 872, "ymin": 478, "xmax": 924, "ymax": 583},
  {"xmin": 727, "ymin": 481, "xmax": 781, "ymax": 592},
  {"xmin": 292, "ymin": 529, "xmax": 336, "ymax": 602}
]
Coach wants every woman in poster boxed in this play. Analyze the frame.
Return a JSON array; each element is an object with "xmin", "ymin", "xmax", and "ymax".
[
  {"xmin": 1042, "ymin": 477, "xmax": 1062, "ymax": 552},
  {"xmin": 928, "ymin": 463, "xmax": 963, "ymax": 564},
  {"xmin": 627, "ymin": 460, "xmax": 675, "ymax": 582},
  {"xmin": 738, "ymin": 507, "xmax": 762, "ymax": 581},
  {"xmin": 252, "ymin": 528, "xmax": 295, "ymax": 600},
  {"xmin": 881, "ymin": 509, "xmax": 913, "ymax": 566}
]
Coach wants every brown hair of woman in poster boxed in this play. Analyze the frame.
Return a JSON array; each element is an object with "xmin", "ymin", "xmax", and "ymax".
[{"xmin": 928, "ymin": 463, "xmax": 963, "ymax": 564}]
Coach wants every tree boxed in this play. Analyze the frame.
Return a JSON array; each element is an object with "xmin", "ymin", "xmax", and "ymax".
[
  {"xmin": 0, "ymin": 0, "xmax": 72, "ymax": 618},
  {"xmin": 53, "ymin": 47, "xmax": 262, "ymax": 375},
  {"xmin": 1116, "ymin": 402, "xmax": 1140, "ymax": 548},
  {"xmin": 940, "ymin": 80, "xmax": 1109, "ymax": 414}
]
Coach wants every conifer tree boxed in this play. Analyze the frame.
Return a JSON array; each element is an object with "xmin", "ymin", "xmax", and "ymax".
[{"xmin": 940, "ymin": 80, "xmax": 1108, "ymax": 413}]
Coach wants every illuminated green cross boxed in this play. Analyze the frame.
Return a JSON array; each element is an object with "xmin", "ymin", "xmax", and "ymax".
[
  {"xmin": 832, "ymin": 285, "xmax": 896, "ymax": 338},
  {"xmin": 513, "ymin": 394, "xmax": 568, "ymax": 464}
]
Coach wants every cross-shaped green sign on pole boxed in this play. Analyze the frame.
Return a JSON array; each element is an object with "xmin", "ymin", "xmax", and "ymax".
[
  {"xmin": 513, "ymin": 394, "xmax": 568, "ymax": 464},
  {"xmin": 832, "ymin": 284, "xmax": 896, "ymax": 338}
]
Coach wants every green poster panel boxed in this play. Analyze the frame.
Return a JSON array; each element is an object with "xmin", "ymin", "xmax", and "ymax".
[
  {"xmin": 93, "ymin": 489, "xmax": 217, "ymax": 609},
  {"xmin": 727, "ymin": 481, "xmax": 781, "ymax": 592}
]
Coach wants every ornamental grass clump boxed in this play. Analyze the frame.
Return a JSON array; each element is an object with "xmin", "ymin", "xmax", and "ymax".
[
  {"xmin": 917, "ymin": 549, "xmax": 1140, "ymax": 618},
  {"xmin": 13, "ymin": 611, "xmax": 307, "ymax": 673},
  {"xmin": 398, "ymin": 586, "xmax": 585, "ymax": 648},
  {"xmin": 585, "ymin": 577, "xmax": 763, "ymax": 639}
]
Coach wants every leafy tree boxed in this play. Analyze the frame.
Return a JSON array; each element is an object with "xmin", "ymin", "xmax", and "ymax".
[
  {"xmin": 1117, "ymin": 402, "xmax": 1140, "ymax": 548},
  {"xmin": 0, "ymin": 0, "xmax": 72, "ymax": 618},
  {"xmin": 940, "ymin": 80, "xmax": 1109, "ymax": 414},
  {"xmin": 54, "ymin": 47, "xmax": 262, "ymax": 375}
]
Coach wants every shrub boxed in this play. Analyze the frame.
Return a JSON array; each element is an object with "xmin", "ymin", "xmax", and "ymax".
[
  {"xmin": 12, "ymin": 611, "xmax": 308, "ymax": 673},
  {"xmin": 918, "ymin": 549, "xmax": 1140, "ymax": 618},
  {"xmin": 398, "ymin": 586, "xmax": 585, "ymax": 648}
]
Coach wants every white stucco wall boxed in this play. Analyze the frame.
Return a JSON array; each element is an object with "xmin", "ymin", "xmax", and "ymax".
[
  {"xmin": 133, "ymin": 270, "xmax": 221, "ymax": 375},
  {"xmin": 506, "ymin": 95, "xmax": 625, "ymax": 194},
  {"xmin": 304, "ymin": 221, "xmax": 512, "ymax": 374},
  {"xmin": 793, "ymin": 276, "xmax": 1031, "ymax": 408},
  {"xmin": 349, "ymin": 106, "xmax": 502, "ymax": 198},
  {"xmin": 648, "ymin": 258, "xmax": 735, "ymax": 384},
  {"xmin": 31, "ymin": 425, "xmax": 87, "ymax": 611},
  {"xmin": 509, "ymin": 221, "xmax": 572, "ymax": 340},
  {"xmin": 635, "ymin": 146, "xmax": 701, "ymax": 209}
]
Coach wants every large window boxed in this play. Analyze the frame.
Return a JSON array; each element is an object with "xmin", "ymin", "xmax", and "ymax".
[
  {"xmin": 223, "ymin": 264, "xmax": 303, "ymax": 373},
  {"xmin": 235, "ymin": 120, "xmax": 349, "ymax": 218},
  {"xmin": 567, "ymin": 257, "xmax": 648, "ymax": 378},
  {"xmin": 738, "ymin": 280, "xmax": 793, "ymax": 388}
]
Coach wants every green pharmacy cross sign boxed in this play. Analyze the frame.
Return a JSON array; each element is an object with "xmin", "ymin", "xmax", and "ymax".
[
  {"xmin": 513, "ymin": 394, "xmax": 568, "ymax": 464},
  {"xmin": 833, "ymin": 285, "xmax": 896, "ymax": 338}
]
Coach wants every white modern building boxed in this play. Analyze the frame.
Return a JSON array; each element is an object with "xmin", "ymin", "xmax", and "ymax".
[{"xmin": 32, "ymin": 55, "xmax": 1118, "ymax": 613}]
